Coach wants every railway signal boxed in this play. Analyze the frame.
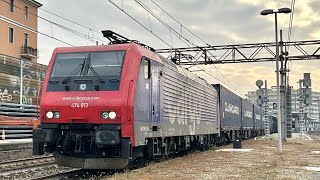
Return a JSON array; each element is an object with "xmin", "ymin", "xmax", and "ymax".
[{"xmin": 256, "ymin": 80, "xmax": 270, "ymax": 139}]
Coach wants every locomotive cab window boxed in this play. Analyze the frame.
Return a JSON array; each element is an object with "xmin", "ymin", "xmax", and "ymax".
[
  {"xmin": 88, "ymin": 51, "xmax": 125, "ymax": 78},
  {"xmin": 143, "ymin": 59, "xmax": 150, "ymax": 79},
  {"xmin": 50, "ymin": 53, "xmax": 87, "ymax": 77}
]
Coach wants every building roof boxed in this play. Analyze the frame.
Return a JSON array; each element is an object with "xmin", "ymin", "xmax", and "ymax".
[{"xmin": 26, "ymin": 0, "xmax": 42, "ymax": 8}]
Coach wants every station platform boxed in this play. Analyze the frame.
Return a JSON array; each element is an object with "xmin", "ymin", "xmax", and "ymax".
[{"xmin": 0, "ymin": 138, "xmax": 32, "ymax": 151}]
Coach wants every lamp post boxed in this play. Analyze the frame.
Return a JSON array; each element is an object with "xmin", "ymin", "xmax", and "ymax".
[{"xmin": 261, "ymin": 8, "xmax": 291, "ymax": 152}]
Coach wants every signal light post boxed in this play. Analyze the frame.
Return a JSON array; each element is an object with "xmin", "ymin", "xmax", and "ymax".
[
  {"xmin": 256, "ymin": 80, "xmax": 270, "ymax": 139},
  {"xmin": 260, "ymin": 7, "xmax": 292, "ymax": 152}
]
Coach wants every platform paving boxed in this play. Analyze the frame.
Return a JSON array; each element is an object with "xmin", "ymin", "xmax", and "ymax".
[{"xmin": 107, "ymin": 133, "xmax": 320, "ymax": 180}]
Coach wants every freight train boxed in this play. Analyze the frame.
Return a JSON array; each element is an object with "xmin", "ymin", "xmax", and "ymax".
[{"xmin": 33, "ymin": 31, "xmax": 273, "ymax": 169}]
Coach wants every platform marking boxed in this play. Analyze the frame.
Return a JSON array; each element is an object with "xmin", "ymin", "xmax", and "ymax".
[
  {"xmin": 304, "ymin": 166, "xmax": 320, "ymax": 171},
  {"xmin": 302, "ymin": 134, "xmax": 313, "ymax": 140},
  {"xmin": 215, "ymin": 149, "xmax": 253, "ymax": 152},
  {"xmin": 258, "ymin": 136, "xmax": 265, "ymax": 140}
]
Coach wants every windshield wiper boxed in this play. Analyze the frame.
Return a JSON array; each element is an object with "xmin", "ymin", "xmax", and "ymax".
[
  {"xmin": 109, "ymin": 78, "xmax": 119, "ymax": 82},
  {"xmin": 62, "ymin": 64, "xmax": 84, "ymax": 84},
  {"xmin": 89, "ymin": 65, "xmax": 105, "ymax": 83},
  {"xmin": 49, "ymin": 80, "xmax": 59, "ymax": 84},
  {"xmin": 74, "ymin": 79, "xmax": 92, "ymax": 83}
]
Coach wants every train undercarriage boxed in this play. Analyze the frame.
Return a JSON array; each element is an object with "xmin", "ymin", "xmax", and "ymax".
[{"xmin": 33, "ymin": 123, "xmax": 263, "ymax": 169}]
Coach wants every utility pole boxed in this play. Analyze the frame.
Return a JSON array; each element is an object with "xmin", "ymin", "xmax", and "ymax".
[
  {"xmin": 274, "ymin": 13, "xmax": 282, "ymax": 152},
  {"xmin": 279, "ymin": 30, "xmax": 286, "ymax": 140},
  {"xmin": 20, "ymin": 59, "xmax": 24, "ymax": 105},
  {"xmin": 279, "ymin": 30, "xmax": 292, "ymax": 140}
]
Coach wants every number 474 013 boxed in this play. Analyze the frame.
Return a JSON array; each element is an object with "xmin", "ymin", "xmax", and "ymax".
[{"xmin": 71, "ymin": 102, "xmax": 89, "ymax": 108}]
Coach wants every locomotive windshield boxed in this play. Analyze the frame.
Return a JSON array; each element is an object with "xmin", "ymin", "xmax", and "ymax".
[
  {"xmin": 88, "ymin": 51, "xmax": 124, "ymax": 77},
  {"xmin": 50, "ymin": 53, "xmax": 87, "ymax": 77},
  {"xmin": 47, "ymin": 50, "xmax": 126, "ymax": 91}
]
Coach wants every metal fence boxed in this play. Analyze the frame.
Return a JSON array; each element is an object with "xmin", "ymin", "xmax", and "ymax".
[{"xmin": 0, "ymin": 54, "xmax": 47, "ymax": 139}]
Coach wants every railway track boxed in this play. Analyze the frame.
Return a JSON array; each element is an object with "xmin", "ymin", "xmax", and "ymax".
[
  {"xmin": 0, "ymin": 156, "xmax": 83, "ymax": 180},
  {"xmin": 0, "ymin": 155, "xmax": 54, "ymax": 173},
  {"xmin": 30, "ymin": 169, "xmax": 83, "ymax": 180},
  {"xmin": 30, "ymin": 169, "xmax": 117, "ymax": 180},
  {"xmin": 0, "ymin": 148, "xmax": 32, "ymax": 162},
  {"xmin": 0, "ymin": 155, "xmax": 54, "ymax": 170},
  {"xmin": 0, "ymin": 154, "xmax": 116, "ymax": 180}
]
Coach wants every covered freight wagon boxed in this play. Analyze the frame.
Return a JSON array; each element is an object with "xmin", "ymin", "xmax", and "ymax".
[
  {"xmin": 241, "ymin": 99, "xmax": 254, "ymax": 138},
  {"xmin": 213, "ymin": 84, "xmax": 242, "ymax": 143},
  {"xmin": 253, "ymin": 105, "xmax": 263, "ymax": 136}
]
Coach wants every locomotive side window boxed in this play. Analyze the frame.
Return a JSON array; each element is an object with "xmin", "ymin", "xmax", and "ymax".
[{"xmin": 144, "ymin": 59, "xmax": 150, "ymax": 79}]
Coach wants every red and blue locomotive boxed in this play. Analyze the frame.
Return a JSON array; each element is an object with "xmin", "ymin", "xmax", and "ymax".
[{"xmin": 33, "ymin": 31, "xmax": 220, "ymax": 169}]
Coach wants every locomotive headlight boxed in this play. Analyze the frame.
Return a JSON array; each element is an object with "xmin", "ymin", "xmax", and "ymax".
[
  {"xmin": 53, "ymin": 111, "xmax": 60, "ymax": 118},
  {"xmin": 101, "ymin": 112, "xmax": 109, "ymax": 119},
  {"xmin": 46, "ymin": 111, "xmax": 53, "ymax": 118},
  {"xmin": 100, "ymin": 111, "xmax": 117, "ymax": 120},
  {"xmin": 46, "ymin": 111, "xmax": 60, "ymax": 119},
  {"xmin": 109, "ymin": 111, "xmax": 116, "ymax": 119}
]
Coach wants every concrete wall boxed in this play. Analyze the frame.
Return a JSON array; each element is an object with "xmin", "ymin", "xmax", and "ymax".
[{"xmin": 0, "ymin": 54, "xmax": 47, "ymax": 105}]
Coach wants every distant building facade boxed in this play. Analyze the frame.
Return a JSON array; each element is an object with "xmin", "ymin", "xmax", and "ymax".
[
  {"xmin": 246, "ymin": 87, "xmax": 320, "ymax": 131},
  {"xmin": 0, "ymin": 0, "xmax": 42, "ymax": 62}
]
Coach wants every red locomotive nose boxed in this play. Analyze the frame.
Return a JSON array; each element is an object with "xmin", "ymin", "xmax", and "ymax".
[{"xmin": 41, "ymin": 92, "xmax": 122, "ymax": 124}]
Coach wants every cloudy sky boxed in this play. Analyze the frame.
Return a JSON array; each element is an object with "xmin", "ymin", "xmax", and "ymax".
[{"xmin": 36, "ymin": 0, "xmax": 320, "ymax": 96}]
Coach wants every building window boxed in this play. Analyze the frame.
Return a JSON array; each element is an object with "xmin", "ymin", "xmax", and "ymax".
[
  {"xmin": 24, "ymin": 33, "xmax": 28, "ymax": 48},
  {"xmin": 9, "ymin": 27, "xmax": 14, "ymax": 43},
  {"xmin": 25, "ymin": 6, "xmax": 29, "ymax": 19},
  {"xmin": 10, "ymin": 0, "xmax": 14, "ymax": 13}
]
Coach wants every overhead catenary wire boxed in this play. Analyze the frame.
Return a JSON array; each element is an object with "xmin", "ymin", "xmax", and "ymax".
[
  {"xmin": 0, "ymin": 0, "xmax": 109, "ymax": 45},
  {"xmin": 39, "ymin": 8, "xmax": 109, "ymax": 44},
  {"xmin": 107, "ymin": 0, "xmax": 173, "ymax": 48},
  {"xmin": 150, "ymin": 0, "xmax": 220, "ymax": 62},
  {"xmin": 0, "ymin": 0, "xmax": 74, "ymax": 46},
  {"xmin": 134, "ymin": 0, "xmax": 240, "ymax": 94},
  {"xmin": 287, "ymin": 0, "xmax": 296, "ymax": 45},
  {"xmin": 132, "ymin": 0, "xmax": 242, "ymax": 95},
  {"xmin": 108, "ymin": 0, "xmax": 237, "ymax": 94},
  {"xmin": 150, "ymin": 0, "xmax": 212, "ymax": 47},
  {"xmin": 132, "ymin": 0, "xmax": 230, "ymax": 86},
  {"xmin": 107, "ymin": 0, "xmax": 223, "ymax": 85},
  {"xmin": 286, "ymin": 0, "xmax": 296, "ymax": 73},
  {"xmin": 39, "ymin": 7, "xmax": 103, "ymax": 35}
]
